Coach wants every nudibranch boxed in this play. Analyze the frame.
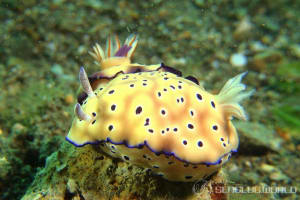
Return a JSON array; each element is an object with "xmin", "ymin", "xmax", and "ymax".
[{"xmin": 66, "ymin": 34, "xmax": 254, "ymax": 182}]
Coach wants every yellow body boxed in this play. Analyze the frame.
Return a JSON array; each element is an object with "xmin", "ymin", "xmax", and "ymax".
[{"xmin": 66, "ymin": 34, "xmax": 253, "ymax": 182}]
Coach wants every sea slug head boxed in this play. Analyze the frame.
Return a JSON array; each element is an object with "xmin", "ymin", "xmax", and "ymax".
[{"xmin": 66, "ymin": 67, "xmax": 102, "ymax": 147}]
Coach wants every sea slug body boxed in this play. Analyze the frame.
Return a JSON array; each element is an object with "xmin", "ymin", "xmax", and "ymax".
[{"xmin": 66, "ymin": 34, "xmax": 254, "ymax": 182}]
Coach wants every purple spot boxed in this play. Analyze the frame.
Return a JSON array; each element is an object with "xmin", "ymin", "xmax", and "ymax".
[
  {"xmin": 148, "ymin": 129, "xmax": 154, "ymax": 133},
  {"xmin": 183, "ymin": 140, "xmax": 187, "ymax": 145},
  {"xmin": 190, "ymin": 110, "xmax": 194, "ymax": 116},
  {"xmin": 144, "ymin": 118, "xmax": 150, "ymax": 126},
  {"xmin": 114, "ymin": 45, "xmax": 132, "ymax": 57},
  {"xmin": 211, "ymin": 101, "xmax": 216, "ymax": 108},
  {"xmin": 187, "ymin": 124, "xmax": 194, "ymax": 129},
  {"xmin": 136, "ymin": 106, "xmax": 142, "ymax": 114},
  {"xmin": 196, "ymin": 93, "xmax": 202, "ymax": 101},
  {"xmin": 111, "ymin": 104, "xmax": 116, "ymax": 111},
  {"xmin": 197, "ymin": 141, "xmax": 203, "ymax": 147},
  {"xmin": 213, "ymin": 125, "xmax": 218, "ymax": 131},
  {"xmin": 170, "ymin": 85, "xmax": 175, "ymax": 90}
]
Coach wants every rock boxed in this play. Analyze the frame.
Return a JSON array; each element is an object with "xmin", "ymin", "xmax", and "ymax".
[
  {"xmin": 249, "ymin": 50, "xmax": 283, "ymax": 72},
  {"xmin": 194, "ymin": 0, "xmax": 205, "ymax": 7},
  {"xmin": 234, "ymin": 121, "xmax": 283, "ymax": 154},
  {"xmin": 290, "ymin": 44, "xmax": 300, "ymax": 58},
  {"xmin": 67, "ymin": 179, "xmax": 78, "ymax": 194},
  {"xmin": 51, "ymin": 64, "xmax": 75, "ymax": 81},
  {"xmin": 233, "ymin": 17, "xmax": 253, "ymax": 40},
  {"xmin": 227, "ymin": 163, "xmax": 239, "ymax": 173},
  {"xmin": 211, "ymin": 60, "xmax": 220, "ymax": 69},
  {"xmin": 244, "ymin": 160, "xmax": 252, "ymax": 168},
  {"xmin": 269, "ymin": 171, "xmax": 290, "ymax": 182},
  {"xmin": 250, "ymin": 41, "xmax": 267, "ymax": 52},
  {"xmin": 260, "ymin": 163, "xmax": 277, "ymax": 173},
  {"xmin": 0, "ymin": 156, "xmax": 10, "ymax": 178},
  {"xmin": 243, "ymin": 172, "xmax": 260, "ymax": 184},
  {"xmin": 12, "ymin": 123, "xmax": 27, "ymax": 134},
  {"xmin": 230, "ymin": 53, "xmax": 247, "ymax": 68},
  {"xmin": 64, "ymin": 94, "xmax": 74, "ymax": 105},
  {"xmin": 21, "ymin": 142, "xmax": 229, "ymax": 200},
  {"xmin": 50, "ymin": 64, "xmax": 64, "ymax": 76}
]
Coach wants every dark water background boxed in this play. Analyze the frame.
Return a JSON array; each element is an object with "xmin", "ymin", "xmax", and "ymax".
[{"xmin": 0, "ymin": 0, "xmax": 299, "ymax": 199}]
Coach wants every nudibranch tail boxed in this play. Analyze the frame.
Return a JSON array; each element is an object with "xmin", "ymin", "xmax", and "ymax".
[
  {"xmin": 79, "ymin": 67, "xmax": 95, "ymax": 97},
  {"xmin": 216, "ymin": 72, "xmax": 254, "ymax": 120},
  {"xmin": 89, "ymin": 34, "xmax": 139, "ymax": 70},
  {"xmin": 75, "ymin": 103, "xmax": 91, "ymax": 121}
]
